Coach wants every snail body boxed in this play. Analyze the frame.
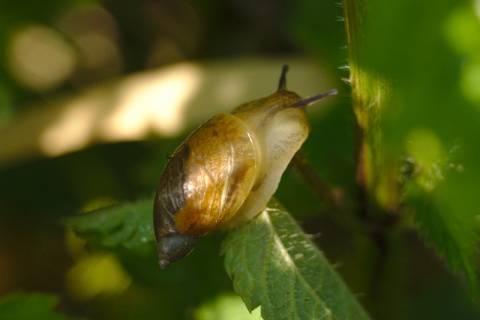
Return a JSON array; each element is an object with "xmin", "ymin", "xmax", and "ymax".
[{"xmin": 154, "ymin": 66, "xmax": 337, "ymax": 268}]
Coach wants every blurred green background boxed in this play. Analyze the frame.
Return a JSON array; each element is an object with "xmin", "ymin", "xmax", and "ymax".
[{"xmin": 0, "ymin": 0, "xmax": 479, "ymax": 319}]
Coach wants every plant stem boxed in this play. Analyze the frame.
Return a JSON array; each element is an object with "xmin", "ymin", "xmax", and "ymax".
[
  {"xmin": 342, "ymin": 0, "xmax": 404, "ymax": 317},
  {"xmin": 343, "ymin": 0, "xmax": 371, "ymax": 222},
  {"xmin": 292, "ymin": 151, "xmax": 360, "ymax": 231}
]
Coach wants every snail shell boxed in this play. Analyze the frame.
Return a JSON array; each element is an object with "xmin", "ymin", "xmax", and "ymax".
[{"xmin": 154, "ymin": 66, "xmax": 337, "ymax": 268}]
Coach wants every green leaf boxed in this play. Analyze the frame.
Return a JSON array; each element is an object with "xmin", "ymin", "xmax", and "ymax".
[
  {"xmin": 66, "ymin": 198, "xmax": 155, "ymax": 250},
  {"xmin": 222, "ymin": 199, "xmax": 371, "ymax": 320},
  {"xmin": 0, "ymin": 292, "xmax": 75, "ymax": 320},
  {"xmin": 405, "ymin": 172, "xmax": 480, "ymax": 294}
]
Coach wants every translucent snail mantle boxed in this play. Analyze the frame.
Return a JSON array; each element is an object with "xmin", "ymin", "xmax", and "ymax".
[{"xmin": 153, "ymin": 65, "xmax": 337, "ymax": 268}]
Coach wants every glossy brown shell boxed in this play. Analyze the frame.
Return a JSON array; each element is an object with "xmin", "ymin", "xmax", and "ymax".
[{"xmin": 154, "ymin": 113, "xmax": 259, "ymax": 240}]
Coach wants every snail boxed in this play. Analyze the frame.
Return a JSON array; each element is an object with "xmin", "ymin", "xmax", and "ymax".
[{"xmin": 153, "ymin": 65, "xmax": 337, "ymax": 268}]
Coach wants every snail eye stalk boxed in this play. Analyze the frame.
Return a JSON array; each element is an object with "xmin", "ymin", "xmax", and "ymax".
[{"xmin": 277, "ymin": 64, "xmax": 289, "ymax": 92}]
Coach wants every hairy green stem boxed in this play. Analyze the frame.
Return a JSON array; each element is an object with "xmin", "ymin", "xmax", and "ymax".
[{"xmin": 342, "ymin": 0, "xmax": 403, "ymax": 317}]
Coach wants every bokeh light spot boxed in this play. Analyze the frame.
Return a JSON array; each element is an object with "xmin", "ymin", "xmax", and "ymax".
[
  {"xmin": 7, "ymin": 24, "xmax": 77, "ymax": 91},
  {"xmin": 66, "ymin": 253, "xmax": 131, "ymax": 301},
  {"xmin": 194, "ymin": 293, "xmax": 261, "ymax": 320},
  {"xmin": 100, "ymin": 63, "xmax": 203, "ymax": 139},
  {"xmin": 406, "ymin": 128, "xmax": 443, "ymax": 167},
  {"xmin": 39, "ymin": 94, "xmax": 101, "ymax": 156}
]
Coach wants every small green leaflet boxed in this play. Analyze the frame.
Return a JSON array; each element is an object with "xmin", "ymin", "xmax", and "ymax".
[
  {"xmin": 406, "ymin": 182, "xmax": 479, "ymax": 295},
  {"xmin": 222, "ymin": 199, "xmax": 371, "ymax": 320},
  {"xmin": 66, "ymin": 198, "xmax": 155, "ymax": 250}
]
